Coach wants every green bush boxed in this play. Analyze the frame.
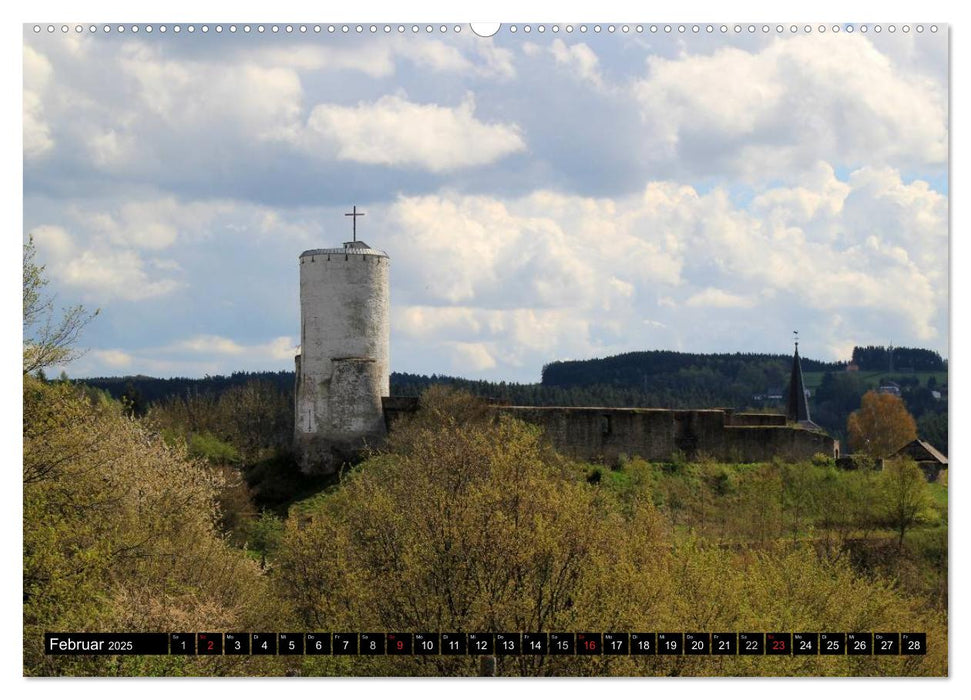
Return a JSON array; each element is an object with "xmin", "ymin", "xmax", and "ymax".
[
  {"xmin": 23, "ymin": 376, "xmax": 283, "ymax": 676},
  {"xmin": 710, "ymin": 466, "xmax": 736, "ymax": 496},
  {"xmin": 188, "ymin": 431, "xmax": 241, "ymax": 465},
  {"xmin": 244, "ymin": 510, "xmax": 285, "ymax": 567},
  {"xmin": 811, "ymin": 452, "xmax": 836, "ymax": 468}
]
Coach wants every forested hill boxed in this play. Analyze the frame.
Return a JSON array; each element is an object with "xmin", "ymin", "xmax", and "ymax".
[
  {"xmin": 542, "ymin": 350, "xmax": 844, "ymax": 388},
  {"xmin": 80, "ymin": 371, "xmax": 294, "ymax": 414},
  {"xmin": 851, "ymin": 346, "xmax": 947, "ymax": 372}
]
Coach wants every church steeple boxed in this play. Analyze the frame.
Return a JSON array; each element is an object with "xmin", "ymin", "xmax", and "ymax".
[{"xmin": 786, "ymin": 334, "xmax": 811, "ymax": 424}]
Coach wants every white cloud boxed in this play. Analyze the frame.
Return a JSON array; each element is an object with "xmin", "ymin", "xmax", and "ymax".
[
  {"xmin": 171, "ymin": 335, "xmax": 246, "ymax": 355},
  {"xmin": 23, "ymin": 44, "xmax": 53, "ymax": 87},
  {"xmin": 264, "ymin": 336, "xmax": 300, "ymax": 361},
  {"xmin": 301, "ymin": 94, "xmax": 525, "ymax": 172},
  {"xmin": 395, "ymin": 39, "xmax": 476, "ymax": 74},
  {"xmin": 671, "ymin": 166, "xmax": 945, "ymax": 342},
  {"xmin": 76, "ymin": 335, "xmax": 300, "ymax": 377},
  {"xmin": 23, "ymin": 90, "xmax": 54, "ymax": 159},
  {"xmin": 76, "ymin": 197, "xmax": 239, "ymax": 251},
  {"xmin": 685, "ymin": 288, "xmax": 757, "ymax": 309},
  {"xmin": 550, "ymin": 39, "xmax": 603, "ymax": 87},
  {"xmin": 521, "ymin": 42, "xmax": 542, "ymax": 57},
  {"xmin": 257, "ymin": 44, "xmax": 396, "ymax": 77},
  {"xmin": 23, "ymin": 46, "xmax": 54, "ymax": 159},
  {"xmin": 29, "ymin": 224, "xmax": 74, "ymax": 257},
  {"xmin": 381, "ymin": 164, "xmax": 945, "ymax": 376},
  {"xmin": 256, "ymin": 36, "xmax": 514, "ymax": 80},
  {"xmin": 395, "ymin": 305, "xmax": 597, "ymax": 375},
  {"xmin": 29, "ymin": 225, "xmax": 182, "ymax": 302},
  {"xmin": 120, "ymin": 44, "xmax": 304, "ymax": 141},
  {"xmin": 23, "ymin": 41, "xmax": 305, "ymax": 173},
  {"xmin": 448, "ymin": 342, "xmax": 497, "ymax": 372},
  {"xmin": 91, "ymin": 349, "xmax": 133, "ymax": 368},
  {"xmin": 165, "ymin": 334, "xmax": 298, "ymax": 360},
  {"xmin": 633, "ymin": 34, "xmax": 947, "ymax": 179},
  {"xmin": 60, "ymin": 250, "xmax": 182, "ymax": 302},
  {"xmin": 387, "ymin": 190, "xmax": 682, "ymax": 311},
  {"xmin": 397, "ymin": 306, "xmax": 483, "ymax": 337},
  {"xmin": 471, "ymin": 40, "xmax": 516, "ymax": 80},
  {"xmin": 21, "ymin": 31, "xmax": 947, "ymax": 382}
]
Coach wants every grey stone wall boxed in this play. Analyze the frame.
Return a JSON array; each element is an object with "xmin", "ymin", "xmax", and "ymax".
[{"xmin": 495, "ymin": 406, "xmax": 834, "ymax": 464}]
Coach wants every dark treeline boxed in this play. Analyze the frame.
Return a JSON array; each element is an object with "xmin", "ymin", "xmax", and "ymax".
[
  {"xmin": 852, "ymin": 345, "xmax": 947, "ymax": 372},
  {"xmin": 81, "ymin": 370, "xmax": 294, "ymax": 414},
  {"xmin": 392, "ymin": 372, "xmax": 763, "ymax": 409},
  {"xmin": 541, "ymin": 350, "xmax": 844, "ymax": 387}
]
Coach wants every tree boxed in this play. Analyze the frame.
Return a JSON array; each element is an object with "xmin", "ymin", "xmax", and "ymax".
[
  {"xmin": 23, "ymin": 235, "xmax": 98, "ymax": 375},
  {"xmin": 23, "ymin": 375, "xmax": 284, "ymax": 676},
  {"xmin": 847, "ymin": 390, "xmax": 917, "ymax": 457},
  {"xmin": 878, "ymin": 457, "xmax": 933, "ymax": 547},
  {"xmin": 274, "ymin": 388, "xmax": 671, "ymax": 676},
  {"xmin": 917, "ymin": 411, "xmax": 948, "ymax": 456}
]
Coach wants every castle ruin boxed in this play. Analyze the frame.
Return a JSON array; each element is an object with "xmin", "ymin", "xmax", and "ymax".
[{"xmin": 294, "ymin": 231, "xmax": 835, "ymax": 474}]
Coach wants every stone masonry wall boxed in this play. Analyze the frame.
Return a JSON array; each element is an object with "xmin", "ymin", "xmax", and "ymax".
[
  {"xmin": 495, "ymin": 406, "xmax": 834, "ymax": 464},
  {"xmin": 380, "ymin": 400, "xmax": 834, "ymax": 464}
]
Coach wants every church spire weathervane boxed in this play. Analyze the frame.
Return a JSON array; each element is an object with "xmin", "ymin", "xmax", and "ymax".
[
  {"xmin": 787, "ymin": 329, "xmax": 815, "ymax": 427},
  {"xmin": 345, "ymin": 205, "xmax": 365, "ymax": 242}
]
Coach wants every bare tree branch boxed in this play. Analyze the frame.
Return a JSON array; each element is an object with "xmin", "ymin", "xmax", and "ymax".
[{"xmin": 23, "ymin": 235, "xmax": 99, "ymax": 375}]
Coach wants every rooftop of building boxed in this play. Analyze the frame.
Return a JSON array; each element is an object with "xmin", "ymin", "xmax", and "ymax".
[{"xmin": 300, "ymin": 241, "xmax": 389, "ymax": 259}]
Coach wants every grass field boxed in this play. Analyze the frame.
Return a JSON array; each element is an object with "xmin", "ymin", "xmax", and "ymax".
[{"xmin": 928, "ymin": 480, "xmax": 949, "ymax": 509}]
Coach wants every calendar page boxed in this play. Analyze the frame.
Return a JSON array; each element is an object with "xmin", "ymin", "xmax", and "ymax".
[{"xmin": 22, "ymin": 17, "xmax": 948, "ymax": 680}]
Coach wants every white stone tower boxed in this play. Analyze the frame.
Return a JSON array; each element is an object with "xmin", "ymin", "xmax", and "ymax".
[{"xmin": 294, "ymin": 233, "xmax": 390, "ymax": 475}]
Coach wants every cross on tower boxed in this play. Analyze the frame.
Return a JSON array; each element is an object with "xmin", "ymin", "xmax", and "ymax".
[{"xmin": 345, "ymin": 205, "xmax": 365, "ymax": 242}]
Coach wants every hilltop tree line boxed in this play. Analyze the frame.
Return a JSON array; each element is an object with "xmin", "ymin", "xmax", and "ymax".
[
  {"xmin": 851, "ymin": 346, "xmax": 946, "ymax": 372},
  {"xmin": 82, "ymin": 371, "xmax": 294, "ymax": 416},
  {"xmin": 541, "ymin": 350, "xmax": 844, "ymax": 387}
]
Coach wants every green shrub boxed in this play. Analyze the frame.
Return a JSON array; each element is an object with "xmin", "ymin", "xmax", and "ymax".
[
  {"xmin": 188, "ymin": 431, "xmax": 241, "ymax": 465},
  {"xmin": 811, "ymin": 452, "xmax": 836, "ymax": 468},
  {"xmin": 711, "ymin": 466, "xmax": 736, "ymax": 496}
]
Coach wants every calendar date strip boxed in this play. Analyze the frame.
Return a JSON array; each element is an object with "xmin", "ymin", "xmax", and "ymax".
[{"xmin": 45, "ymin": 632, "xmax": 927, "ymax": 656}]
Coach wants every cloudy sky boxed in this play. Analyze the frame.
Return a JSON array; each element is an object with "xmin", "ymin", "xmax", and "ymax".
[{"xmin": 23, "ymin": 23, "xmax": 948, "ymax": 381}]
